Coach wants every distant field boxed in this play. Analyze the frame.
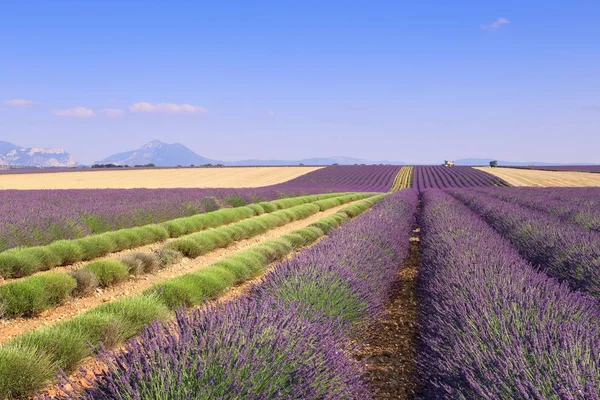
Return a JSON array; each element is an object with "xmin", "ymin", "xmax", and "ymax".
[
  {"xmin": 475, "ymin": 166, "xmax": 600, "ymax": 187},
  {"xmin": 505, "ymin": 165, "xmax": 600, "ymax": 173},
  {"xmin": 0, "ymin": 166, "xmax": 322, "ymax": 189}
]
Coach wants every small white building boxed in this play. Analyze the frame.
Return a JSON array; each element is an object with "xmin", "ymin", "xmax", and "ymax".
[{"xmin": 443, "ymin": 160, "xmax": 455, "ymax": 167}]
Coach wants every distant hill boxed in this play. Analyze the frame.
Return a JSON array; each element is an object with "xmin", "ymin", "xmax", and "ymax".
[
  {"xmin": 99, "ymin": 140, "xmax": 219, "ymax": 166},
  {"xmin": 0, "ymin": 141, "xmax": 77, "ymax": 167},
  {"xmin": 99, "ymin": 141, "xmax": 404, "ymax": 166}
]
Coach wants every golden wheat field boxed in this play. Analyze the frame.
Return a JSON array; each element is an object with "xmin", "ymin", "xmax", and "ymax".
[
  {"xmin": 475, "ymin": 166, "xmax": 600, "ymax": 187},
  {"xmin": 0, "ymin": 167, "xmax": 323, "ymax": 190}
]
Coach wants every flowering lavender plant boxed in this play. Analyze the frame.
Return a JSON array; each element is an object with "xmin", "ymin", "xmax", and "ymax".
[{"xmin": 418, "ymin": 190, "xmax": 600, "ymax": 399}]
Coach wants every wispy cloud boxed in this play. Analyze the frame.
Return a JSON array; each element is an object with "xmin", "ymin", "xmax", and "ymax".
[
  {"xmin": 53, "ymin": 107, "xmax": 96, "ymax": 117},
  {"xmin": 481, "ymin": 17, "xmax": 510, "ymax": 30},
  {"xmin": 129, "ymin": 102, "xmax": 208, "ymax": 114},
  {"xmin": 3, "ymin": 99, "xmax": 37, "ymax": 107},
  {"xmin": 101, "ymin": 108, "xmax": 125, "ymax": 118}
]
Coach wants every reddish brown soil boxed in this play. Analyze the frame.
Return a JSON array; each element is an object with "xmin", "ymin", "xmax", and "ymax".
[{"xmin": 355, "ymin": 228, "xmax": 420, "ymax": 399}]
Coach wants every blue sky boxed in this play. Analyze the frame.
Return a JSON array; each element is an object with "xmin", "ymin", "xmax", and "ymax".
[{"xmin": 1, "ymin": 1, "xmax": 598, "ymax": 164}]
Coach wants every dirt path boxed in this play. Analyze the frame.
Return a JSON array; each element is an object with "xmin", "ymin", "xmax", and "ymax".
[
  {"xmin": 0, "ymin": 166, "xmax": 322, "ymax": 190},
  {"xmin": 0, "ymin": 202, "xmax": 358, "ymax": 343},
  {"xmin": 356, "ymin": 227, "xmax": 420, "ymax": 399},
  {"xmin": 475, "ymin": 166, "xmax": 600, "ymax": 187}
]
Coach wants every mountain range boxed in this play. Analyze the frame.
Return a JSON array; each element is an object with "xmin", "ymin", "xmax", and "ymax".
[
  {"xmin": 97, "ymin": 141, "xmax": 404, "ymax": 166},
  {"xmin": 0, "ymin": 140, "xmax": 596, "ymax": 167},
  {"xmin": 0, "ymin": 141, "xmax": 77, "ymax": 167}
]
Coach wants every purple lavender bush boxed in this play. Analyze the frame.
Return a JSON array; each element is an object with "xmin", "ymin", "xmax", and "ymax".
[
  {"xmin": 272, "ymin": 165, "xmax": 403, "ymax": 193},
  {"xmin": 468, "ymin": 187, "xmax": 600, "ymax": 232},
  {"xmin": 57, "ymin": 298, "xmax": 367, "ymax": 400},
  {"xmin": 448, "ymin": 188, "xmax": 600, "ymax": 298},
  {"xmin": 418, "ymin": 190, "xmax": 600, "ymax": 399},
  {"xmin": 411, "ymin": 166, "xmax": 509, "ymax": 191}
]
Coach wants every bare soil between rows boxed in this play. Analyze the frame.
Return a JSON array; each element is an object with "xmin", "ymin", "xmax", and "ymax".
[
  {"xmin": 0, "ymin": 202, "xmax": 359, "ymax": 343},
  {"xmin": 355, "ymin": 228, "xmax": 421, "ymax": 399}
]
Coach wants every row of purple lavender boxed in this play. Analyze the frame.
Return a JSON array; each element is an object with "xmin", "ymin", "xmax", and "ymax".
[{"xmin": 418, "ymin": 189, "xmax": 600, "ymax": 399}]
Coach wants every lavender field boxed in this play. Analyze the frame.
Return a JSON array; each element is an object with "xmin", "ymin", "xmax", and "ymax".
[
  {"xmin": 1, "ymin": 166, "xmax": 599, "ymax": 399},
  {"xmin": 272, "ymin": 165, "xmax": 403, "ymax": 192},
  {"xmin": 0, "ymin": 187, "xmax": 297, "ymax": 251},
  {"xmin": 411, "ymin": 165, "xmax": 510, "ymax": 191},
  {"xmin": 0, "ymin": 166, "xmax": 403, "ymax": 252}
]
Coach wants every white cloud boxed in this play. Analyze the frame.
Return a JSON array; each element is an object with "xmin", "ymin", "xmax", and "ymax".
[
  {"xmin": 481, "ymin": 17, "xmax": 510, "ymax": 30},
  {"xmin": 3, "ymin": 99, "xmax": 37, "ymax": 107},
  {"xmin": 129, "ymin": 102, "xmax": 208, "ymax": 114},
  {"xmin": 101, "ymin": 108, "xmax": 125, "ymax": 118},
  {"xmin": 53, "ymin": 107, "xmax": 96, "ymax": 117}
]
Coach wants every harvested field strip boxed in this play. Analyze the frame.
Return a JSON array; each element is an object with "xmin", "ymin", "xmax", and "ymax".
[
  {"xmin": 389, "ymin": 166, "xmax": 413, "ymax": 192},
  {"xmin": 475, "ymin": 166, "xmax": 600, "ymax": 187},
  {"xmin": 0, "ymin": 166, "xmax": 323, "ymax": 190},
  {"xmin": 0, "ymin": 192, "xmax": 349, "ymax": 280},
  {"xmin": 449, "ymin": 189, "xmax": 600, "ymax": 298},
  {"xmin": 51, "ymin": 191, "xmax": 417, "ymax": 400},
  {"xmin": 0, "ymin": 196, "xmax": 386, "ymax": 398},
  {"xmin": 418, "ymin": 190, "xmax": 600, "ymax": 398},
  {"xmin": 0, "ymin": 193, "xmax": 373, "ymax": 320}
]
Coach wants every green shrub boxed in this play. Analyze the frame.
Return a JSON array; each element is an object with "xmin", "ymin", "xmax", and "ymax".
[
  {"xmin": 83, "ymin": 260, "xmax": 130, "ymax": 287},
  {"xmin": 259, "ymin": 239, "xmax": 293, "ymax": 260},
  {"xmin": 144, "ymin": 225, "xmax": 169, "ymax": 241},
  {"xmin": 246, "ymin": 203, "xmax": 265, "ymax": 215},
  {"xmin": 0, "ymin": 344, "xmax": 56, "ymax": 399},
  {"xmin": 211, "ymin": 259, "xmax": 251, "ymax": 282},
  {"xmin": 62, "ymin": 312, "xmax": 127, "ymax": 348},
  {"xmin": 281, "ymin": 232, "xmax": 307, "ymax": 249},
  {"xmin": 78, "ymin": 235, "xmax": 118, "ymax": 260},
  {"xmin": 23, "ymin": 247, "xmax": 62, "ymax": 270},
  {"xmin": 258, "ymin": 202, "xmax": 277, "ymax": 213},
  {"xmin": 47, "ymin": 240, "xmax": 84, "ymax": 265},
  {"xmin": 0, "ymin": 278, "xmax": 45, "ymax": 317},
  {"xmin": 228, "ymin": 251, "xmax": 268, "ymax": 275},
  {"xmin": 42, "ymin": 272, "xmax": 78, "ymax": 305},
  {"xmin": 12, "ymin": 327, "xmax": 89, "ymax": 373},
  {"xmin": 89, "ymin": 296, "xmax": 170, "ymax": 339},
  {"xmin": 0, "ymin": 272, "xmax": 76, "ymax": 317},
  {"xmin": 146, "ymin": 276, "xmax": 210, "ymax": 310},
  {"xmin": 0, "ymin": 250, "xmax": 39, "ymax": 278}
]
